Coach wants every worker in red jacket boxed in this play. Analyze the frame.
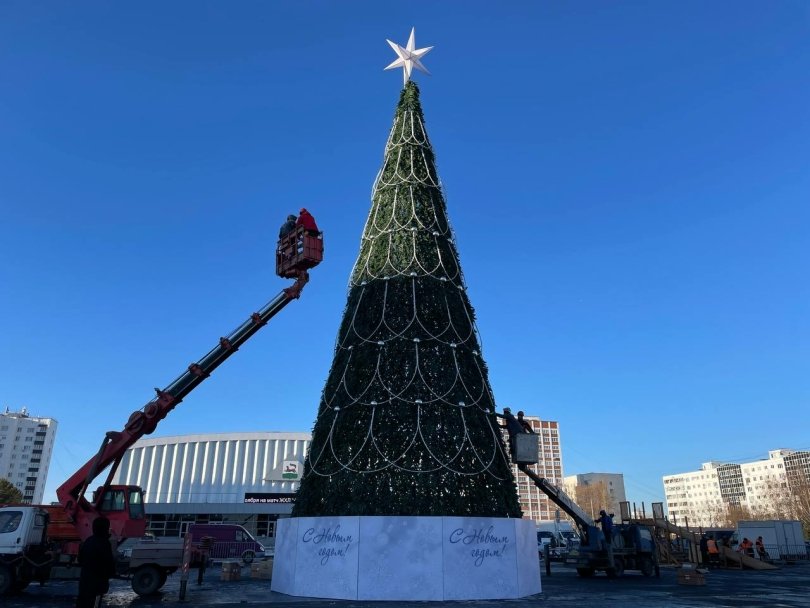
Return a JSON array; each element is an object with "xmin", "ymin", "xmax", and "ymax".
[{"xmin": 296, "ymin": 208, "xmax": 319, "ymax": 235}]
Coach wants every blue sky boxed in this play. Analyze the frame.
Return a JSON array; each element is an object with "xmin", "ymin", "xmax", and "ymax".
[{"xmin": 1, "ymin": 1, "xmax": 808, "ymax": 509}]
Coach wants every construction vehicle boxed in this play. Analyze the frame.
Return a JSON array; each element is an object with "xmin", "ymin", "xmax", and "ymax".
[
  {"xmin": 0, "ymin": 225, "xmax": 323, "ymax": 596},
  {"xmin": 512, "ymin": 434, "xmax": 658, "ymax": 578}
]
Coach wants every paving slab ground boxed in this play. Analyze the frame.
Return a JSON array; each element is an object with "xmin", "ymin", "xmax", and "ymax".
[{"xmin": 5, "ymin": 561, "xmax": 810, "ymax": 608}]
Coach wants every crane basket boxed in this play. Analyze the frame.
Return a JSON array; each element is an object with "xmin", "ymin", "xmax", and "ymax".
[{"xmin": 276, "ymin": 226, "xmax": 324, "ymax": 278}]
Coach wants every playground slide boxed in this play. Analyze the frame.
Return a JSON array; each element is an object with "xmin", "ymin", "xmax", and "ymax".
[
  {"xmin": 720, "ymin": 547, "xmax": 777, "ymax": 570},
  {"xmin": 652, "ymin": 518, "xmax": 699, "ymax": 542}
]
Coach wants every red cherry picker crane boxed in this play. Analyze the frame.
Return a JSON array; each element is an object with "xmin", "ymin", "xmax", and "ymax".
[{"xmin": 0, "ymin": 225, "xmax": 323, "ymax": 595}]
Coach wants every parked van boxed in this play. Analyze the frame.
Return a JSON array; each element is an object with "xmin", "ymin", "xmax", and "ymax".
[{"xmin": 189, "ymin": 524, "xmax": 265, "ymax": 564}]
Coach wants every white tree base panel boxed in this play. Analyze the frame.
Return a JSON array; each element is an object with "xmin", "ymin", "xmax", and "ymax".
[{"xmin": 270, "ymin": 515, "xmax": 541, "ymax": 600}]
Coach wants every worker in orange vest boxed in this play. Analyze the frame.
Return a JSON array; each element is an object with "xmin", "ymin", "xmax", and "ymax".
[
  {"xmin": 755, "ymin": 536, "xmax": 769, "ymax": 560},
  {"xmin": 706, "ymin": 535, "xmax": 719, "ymax": 568}
]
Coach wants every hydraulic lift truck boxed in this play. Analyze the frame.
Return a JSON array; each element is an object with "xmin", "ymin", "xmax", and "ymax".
[
  {"xmin": 512, "ymin": 433, "xmax": 659, "ymax": 578},
  {"xmin": 0, "ymin": 226, "xmax": 323, "ymax": 596}
]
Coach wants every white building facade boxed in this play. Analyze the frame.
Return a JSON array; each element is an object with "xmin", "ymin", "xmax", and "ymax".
[
  {"xmin": 0, "ymin": 407, "xmax": 58, "ymax": 504},
  {"xmin": 112, "ymin": 432, "xmax": 310, "ymax": 538},
  {"xmin": 663, "ymin": 449, "xmax": 808, "ymax": 527}
]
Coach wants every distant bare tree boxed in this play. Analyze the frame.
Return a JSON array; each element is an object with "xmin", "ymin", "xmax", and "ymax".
[
  {"xmin": 573, "ymin": 481, "xmax": 612, "ymax": 520},
  {"xmin": 791, "ymin": 479, "xmax": 810, "ymax": 538},
  {"xmin": 704, "ymin": 502, "xmax": 733, "ymax": 528},
  {"xmin": 708, "ymin": 479, "xmax": 810, "ymax": 538},
  {"xmin": 760, "ymin": 478, "xmax": 810, "ymax": 537},
  {"xmin": 714, "ymin": 502, "xmax": 754, "ymax": 528},
  {"xmin": 754, "ymin": 479, "xmax": 795, "ymax": 520}
]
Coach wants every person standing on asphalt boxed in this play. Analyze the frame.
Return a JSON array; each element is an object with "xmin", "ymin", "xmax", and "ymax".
[
  {"xmin": 76, "ymin": 516, "xmax": 116, "ymax": 608},
  {"xmin": 755, "ymin": 536, "xmax": 768, "ymax": 560},
  {"xmin": 707, "ymin": 535, "xmax": 720, "ymax": 568},
  {"xmin": 699, "ymin": 534, "xmax": 710, "ymax": 566},
  {"xmin": 720, "ymin": 536, "xmax": 732, "ymax": 567}
]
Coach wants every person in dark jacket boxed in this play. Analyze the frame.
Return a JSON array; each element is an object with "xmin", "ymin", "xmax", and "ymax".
[
  {"xmin": 296, "ymin": 208, "xmax": 319, "ymax": 235},
  {"xmin": 279, "ymin": 214, "xmax": 297, "ymax": 238},
  {"xmin": 498, "ymin": 407, "xmax": 525, "ymax": 461},
  {"xmin": 595, "ymin": 509, "xmax": 614, "ymax": 544},
  {"xmin": 516, "ymin": 411, "xmax": 535, "ymax": 433},
  {"xmin": 699, "ymin": 534, "xmax": 709, "ymax": 566},
  {"xmin": 76, "ymin": 516, "xmax": 116, "ymax": 608}
]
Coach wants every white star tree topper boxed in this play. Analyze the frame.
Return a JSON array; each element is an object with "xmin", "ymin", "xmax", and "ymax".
[{"xmin": 384, "ymin": 28, "xmax": 433, "ymax": 85}]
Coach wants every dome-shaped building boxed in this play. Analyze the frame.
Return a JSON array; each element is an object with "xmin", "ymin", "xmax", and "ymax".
[{"xmin": 112, "ymin": 431, "xmax": 310, "ymax": 539}]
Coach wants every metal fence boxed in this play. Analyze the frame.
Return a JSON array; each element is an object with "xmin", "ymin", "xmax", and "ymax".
[
  {"xmin": 206, "ymin": 541, "xmax": 264, "ymax": 562},
  {"xmin": 741, "ymin": 543, "xmax": 810, "ymax": 562}
]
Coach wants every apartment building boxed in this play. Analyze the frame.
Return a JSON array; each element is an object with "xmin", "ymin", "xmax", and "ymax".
[
  {"xmin": 663, "ymin": 449, "xmax": 808, "ymax": 527},
  {"xmin": 506, "ymin": 415, "xmax": 564, "ymax": 522},
  {"xmin": 0, "ymin": 407, "xmax": 58, "ymax": 504}
]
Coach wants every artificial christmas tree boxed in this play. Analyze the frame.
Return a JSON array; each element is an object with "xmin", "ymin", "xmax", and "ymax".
[
  {"xmin": 272, "ymin": 33, "xmax": 541, "ymax": 600},
  {"xmin": 293, "ymin": 81, "xmax": 522, "ymax": 519}
]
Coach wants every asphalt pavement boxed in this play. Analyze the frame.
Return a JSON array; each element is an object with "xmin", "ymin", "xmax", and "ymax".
[{"xmin": 5, "ymin": 561, "xmax": 810, "ymax": 608}]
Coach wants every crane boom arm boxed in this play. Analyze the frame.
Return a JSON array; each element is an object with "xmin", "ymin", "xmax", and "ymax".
[
  {"xmin": 517, "ymin": 464, "xmax": 595, "ymax": 529},
  {"xmin": 56, "ymin": 270, "xmax": 311, "ymax": 527}
]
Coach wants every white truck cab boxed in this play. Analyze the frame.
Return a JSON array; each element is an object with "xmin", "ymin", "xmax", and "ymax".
[{"xmin": 0, "ymin": 507, "xmax": 48, "ymax": 556}]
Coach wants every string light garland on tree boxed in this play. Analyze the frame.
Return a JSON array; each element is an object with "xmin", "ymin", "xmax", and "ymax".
[{"xmin": 292, "ymin": 32, "xmax": 521, "ymax": 518}]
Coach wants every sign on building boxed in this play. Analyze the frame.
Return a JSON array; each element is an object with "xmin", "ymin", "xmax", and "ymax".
[
  {"xmin": 243, "ymin": 493, "xmax": 297, "ymax": 504},
  {"xmin": 265, "ymin": 460, "xmax": 303, "ymax": 481}
]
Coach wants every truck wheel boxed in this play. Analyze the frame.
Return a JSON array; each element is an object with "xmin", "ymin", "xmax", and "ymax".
[
  {"xmin": 576, "ymin": 567, "xmax": 595, "ymax": 578},
  {"xmin": 11, "ymin": 580, "xmax": 30, "ymax": 593},
  {"xmin": 607, "ymin": 557, "xmax": 624, "ymax": 578},
  {"xmin": 241, "ymin": 550, "xmax": 255, "ymax": 565},
  {"xmin": 132, "ymin": 566, "xmax": 163, "ymax": 596},
  {"xmin": 640, "ymin": 556, "xmax": 654, "ymax": 577},
  {"xmin": 0, "ymin": 564, "xmax": 13, "ymax": 595}
]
